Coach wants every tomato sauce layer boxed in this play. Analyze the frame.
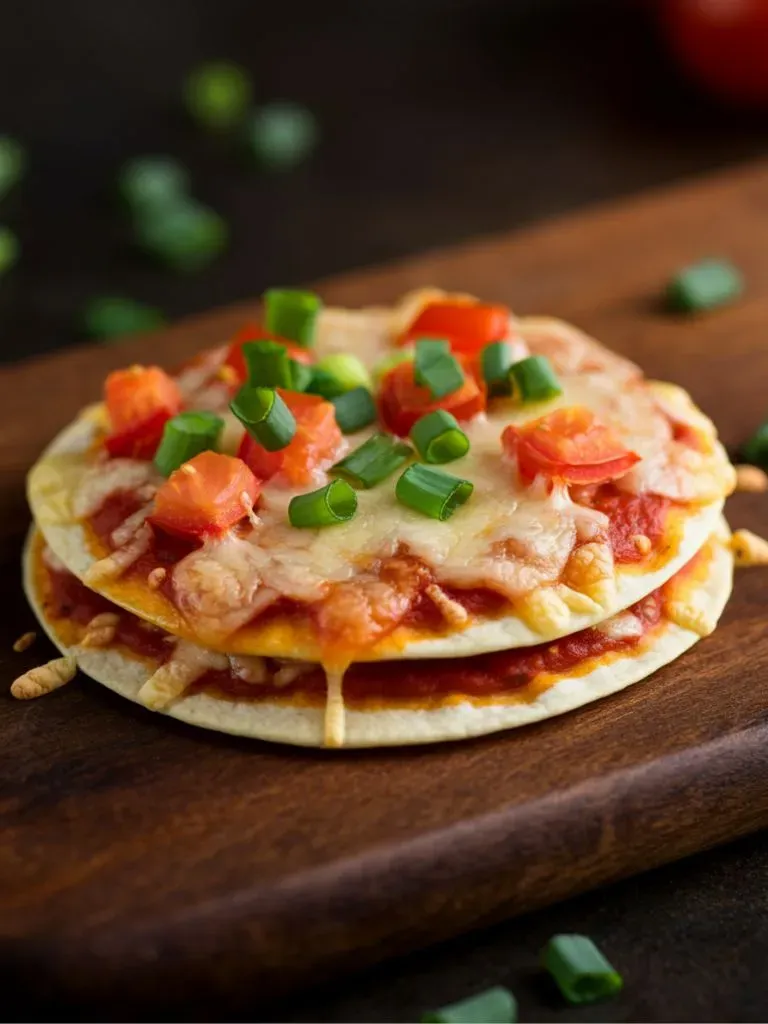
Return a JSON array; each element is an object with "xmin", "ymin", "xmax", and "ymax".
[
  {"xmin": 195, "ymin": 591, "xmax": 663, "ymax": 707},
  {"xmin": 40, "ymin": 553, "xmax": 169, "ymax": 661},
  {"xmin": 36, "ymin": 539, "xmax": 686, "ymax": 708}
]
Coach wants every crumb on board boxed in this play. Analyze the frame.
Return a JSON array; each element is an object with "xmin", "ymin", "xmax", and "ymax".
[
  {"xmin": 730, "ymin": 529, "xmax": 768, "ymax": 567},
  {"xmin": 11, "ymin": 655, "xmax": 77, "ymax": 700},
  {"xmin": 734, "ymin": 464, "xmax": 768, "ymax": 493},
  {"xmin": 12, "ymin": 631, "xmax": 36, "ymax": 653}
]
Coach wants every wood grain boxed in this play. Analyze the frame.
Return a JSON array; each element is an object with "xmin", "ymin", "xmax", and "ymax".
[{"xmin": 3, "ymin": 160, "xmax": 768, "ymax": 1017}]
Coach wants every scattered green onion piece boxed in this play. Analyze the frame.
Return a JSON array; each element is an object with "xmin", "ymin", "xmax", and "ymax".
[
  {"xmin": 242, "ymin": 340, "xmax": 292, "ymax": 388},
  {"xmin": 288, "ymin": 479, "xmax": 357, "ymax": 528},
  {"xmin": 414, "ymin": 346, "xmax": 465, "ymax": 399},
  {"xmin": 314, "ymin": 352, "xmax": 372, "ymax": 393},
  {"xmin": 184, "ymin": 61, "xmax": 252, "ymax": 131},
  {"xmin": 742, "ymin": 422, "xmax": 768, "ymax": 468},
  {"xmin": 542, "ymin": 934, "xmax": 623, "ymax": 1005},
  {"xmin": 0, "ymin": 227, "xmax": 19, "ymax": 276},
  {"xmin": 245, "ymin": 101, "xmax": 319, "ymax": 170},
  {"xmin": 410, "ymin": 410, "xmax": 470, "ymax": 464},
  {"xmin": 306, "ymin": 367, "xmax": 346, "ymax": 400},
  {"xmin": 414, "ymin": 337, "xmax": 450, "ymax": 384},
  {"xmin": 0, "ymin": 136, "xmax": 25, "ymax": 200},
  {"xmin": 264, "ymin": 288, "xmax": 321, "ymax": 347},
  {"xmin": 154, "ymin": 411, "xmax": 224, "ymax": 476},
  {"xmin": 230, "ymin": 386, "xmax": 296, "ymax": 451},
  {"xmin": 396, "ymin": 464, "xmax": 473, "ymax": 521},
  {"xmin": 422, "ymin": 986, "xmax": 517, "ymax": 1024},
  {"xmin": 481, "ymin": 340, "xmax": 516, "ymax": 396},
  {"xmin": 373, "ymin": 349, "xmax": 413, "ymax": 385},
  {"xmin": 289, "ymin": 359, "xmax": 313, "ymax": 393},
  {"xmin": 135, "ymin": 199, "xmax": 227, "ymax": 271},
  {"xmin": 331, "ymin": 387, "xmax": 377, "ymax": 434},
  {"xmin": 509, "ymin": 355, "xmax": 562, "ymax": 404},
  {"xmin": 83, "ymin": 296, "xmax": 165, "ymax": 340},
  {"xmin": 666, "ymin": 258, "xmax": 743, "ymax": 313},
  {"xmin": 118, "ymin": 156, "xmax": 190, "ymax": 212},
  {"xmin": 330, "ymin": 432, "xmax": 412, "ymax": 488}
]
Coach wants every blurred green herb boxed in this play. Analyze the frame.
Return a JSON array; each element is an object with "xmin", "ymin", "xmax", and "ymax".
[
  {"xmin": 134, "ymin": 199, "xmax": 228, "ymax": 272},
  {"xmin": 0, "ymin": 136, "xmax": 25, "ymax": 200},
  {"xmin": 0, "ymin": 226, "xmax": 19, "ymax": 275},
  {"xmin": 245, "ymin": 101, "xmax": 319, "ymax": 170},
  {"xmin": 82, "ymin": 296, "xmax": 166, "ymax": 340},
  {"xmin": 118, "ymin": 156, "xmax": 190, "ymax": 213},
  {"xmin": 185, "ymin": 61, "xmax": 252, "ymax": 131}
]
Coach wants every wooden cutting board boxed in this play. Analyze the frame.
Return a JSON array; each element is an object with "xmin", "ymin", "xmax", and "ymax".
[{"xmin": 4, "ymin": 160, "xmax": 768, "ymax": 1018}]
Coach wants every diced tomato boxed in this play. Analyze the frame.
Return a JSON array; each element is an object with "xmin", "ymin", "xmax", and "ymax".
[
  {"xmin": 103, "ymin": 365, "xmax": 182, "ymax": 460},
  {"xmin": 502, "ymin": 406, "xmax": 640, "ymax": 486},
  {"xmin": 104, "ymin": 409, "xmax": 173, "ymax": 460},
  {"xmin": 237, "ymin": 390, "xmax": 342, "ymax": 486},
  {"xmin": 399, "ymin": 299, "xmax": 510, "ymax": 356},
  {"xmin": 223, "ymin": 322, "xmax": 315, "ymax": 385},
  {"xmin": 378, "ymin": 359, "xmax": 486, "ymax": 437},
  {"xmin": 150, "ymin": 451, "xmax": 260, "ymax": 539},
  {"xmin": 105, "ymin": 365, "xmax": 181, "ymax": 434}
]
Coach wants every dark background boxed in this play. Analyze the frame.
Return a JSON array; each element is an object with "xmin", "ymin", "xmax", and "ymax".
[
  {"xmin": 5, "ymin": 1, "xmax": 768, "ymax": 1021},
  {"xmin": 0, "ymin": 0, "xmax": 766, "ymax": 364}
]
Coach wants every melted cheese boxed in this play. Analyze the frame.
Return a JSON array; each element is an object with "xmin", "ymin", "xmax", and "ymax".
[
  {"xmin": 138, "ymin": 639, "xmax": 228, "ymax": 709},
  {"xmin": 71, "ymin": 304, "xmax": 733, "ymax": 651}
]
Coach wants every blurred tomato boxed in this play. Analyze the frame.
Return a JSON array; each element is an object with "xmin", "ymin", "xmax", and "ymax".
[{"xmin": 661, "ymin": 0, "xmax": 768, "ymax": 105}]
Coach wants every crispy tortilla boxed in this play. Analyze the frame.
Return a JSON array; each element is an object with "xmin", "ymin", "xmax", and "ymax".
[{"xmin": 24, "ymin": 523, "xmax": 734, "ymax": 748}]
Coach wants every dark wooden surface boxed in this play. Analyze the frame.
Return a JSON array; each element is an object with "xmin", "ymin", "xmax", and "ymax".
[{"xmin": 4, "ymin": 161, "xmax": 768, "ymax": 1021}]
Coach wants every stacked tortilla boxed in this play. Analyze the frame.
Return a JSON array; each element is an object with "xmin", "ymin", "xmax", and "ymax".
[{"xmin": 23, "ymin": 290, "xmax": 737, "ymax": 747}]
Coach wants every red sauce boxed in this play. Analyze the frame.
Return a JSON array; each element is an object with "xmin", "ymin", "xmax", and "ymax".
[
  {"xmin": 193, "ymin": 589, "xmax": 663, "ymax": 707},
  {"xmin": 44, "ymin": 563, "xmax": 169, "ymax": 661},
  {"xmin": 589, "ymin": 486, "xmax": 675, "ymax": 563}
]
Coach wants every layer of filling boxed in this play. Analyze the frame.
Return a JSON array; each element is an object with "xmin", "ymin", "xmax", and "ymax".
[{"xmin": 36, "ymin": 534, "xmax": 708, "ymax": 712}]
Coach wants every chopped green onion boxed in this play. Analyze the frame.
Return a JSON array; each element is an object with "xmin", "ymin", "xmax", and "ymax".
[
  {"xmin": 242, "ymin": 340, "xmax": 292, "ymax": 388},
  {"xmin": 666, "ymin": 258, "xmax": 743, "ymax": 313},
  {"xmin": 330, "ymin": 432, "xmax": 412, "ymax": 488},
  {"xmin": 230, "ymin": 386, "xmax": 296, "ymax": 451},
  {"xmin": 422, "ymin": 986, "xmax": 517, "ymax": 1024},
  {"xmin": 396, "ymin": 464, "xmax": 473, "ymax": 520},
  {"xmin": 288, "ymin": 479, "xmax": 357, "ymax": 528},
  {"xmin": 245, "ymin": 101, "xmax": 319, "ymax": 170},
  {"xmin": 410, "ymin": 410, "xmax": 470, "ymax": 464},
  {"xmin": 306, "ymin": 367, "xmax": 346, "ymax": 400},
  {"xmin": 264, "ymin": 288, "xmax": 321, "ymax": 347},
  {"xmin": 0, "ymin": 136, "xmax": 25, "ymax": 200},
  {"xmin": 743, "ymin": 422, "xmax": 768, "ymax": 467},
  {"xmin": 414, "ymin": 337, "xmax": 450, "ymax": 381},
  {"xmin": 0, "ymin": 227, "xmax": 19, "ymax": 276},
  {"xmin": 135, "ymin": 199, "xmax": 227, "ymax": 271},
  {"xmin": 184, "ymin": 61, "xmax": 252, "ymax": 131},
  {"xmin": 331, "ymin": 387, "xmax": 377, "ymax": 434},
  {"xmin": 413, "ymin": 339, "xmax": 465, "ymax": 399},
  {"xmin": 509, "ymin": 355, "xmax": 562, "ymax": 404},
  {"xmin": 373, "ymin": 350, "xmax": 413, "ymax": 385},
  {"xmin": 118, "ymin": 156, "xmax": 190, "ymax": 212},
  {"xmin": 154, "ymin": 411, "xmax": 224, "ymax": 476},
  {"xmin": 542, "ymin": 934, "xmax": 623, "ymax": 1005},
  {"xmin": 481, "ymin": 340, "xmax": 516, "ymax": 396},
  {"xmin": 314, "ymin": 353, "xmax": 372, "ymax": 392},
  {"xmin": 289, "ymin": 360, "xmax": 313, "ymax": 393},
  {"xmin": 83, "ymin": 296, "xmax": 165, "ymax": 341}
]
